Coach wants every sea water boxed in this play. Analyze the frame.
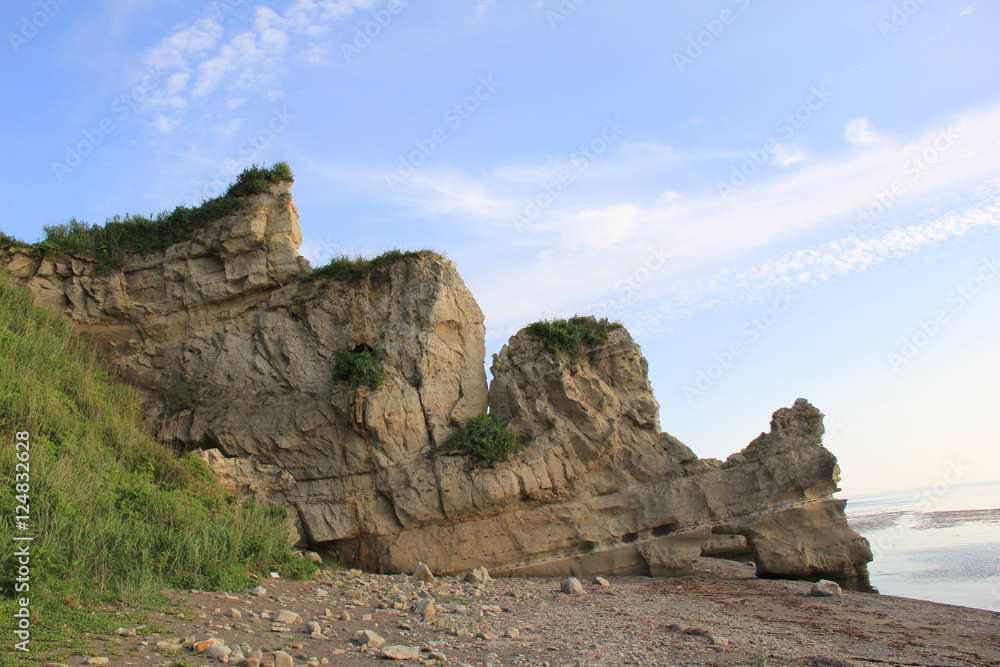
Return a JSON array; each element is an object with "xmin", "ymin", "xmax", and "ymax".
[{"xmin": 845, "ymin": 479, "xmax": 1000, "ymax": 612}]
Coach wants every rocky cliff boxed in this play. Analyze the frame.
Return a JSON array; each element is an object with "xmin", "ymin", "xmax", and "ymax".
[{"xmin": 1, "ymin": 180, "xmax": 872, "ymax": 582}]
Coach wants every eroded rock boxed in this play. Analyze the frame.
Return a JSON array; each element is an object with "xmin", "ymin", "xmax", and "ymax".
[{"xmin": 2, "ymin": 181, "xmax": 871, "ymax": 583}]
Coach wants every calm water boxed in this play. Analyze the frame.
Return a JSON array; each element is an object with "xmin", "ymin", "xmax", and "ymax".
[{"xmin": 845, "ymin": 480, "xmax": 1000, "ymax": 611}]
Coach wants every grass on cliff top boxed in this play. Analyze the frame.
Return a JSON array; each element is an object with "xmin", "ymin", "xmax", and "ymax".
[
  {"xmin": 308, "ymin": 249, "xmax": 441, "ymax": 283},
  {"xmin": 29, "ymin": 161, "xmax": 294, "ymax": 273},
  {"xmin": 436, "ymin": 413, "xmax": 522, "ymax": 463},
  {"xmin": 0, "ymin": 230, "xmax": 27, "ymax": 249},
  {"xmin": 0, "ymin": 270, "xmax": 314, "ymax": 616},
  {"xmin": 526, "ymin": 316, "xmax": 623, "ymax": 358}
]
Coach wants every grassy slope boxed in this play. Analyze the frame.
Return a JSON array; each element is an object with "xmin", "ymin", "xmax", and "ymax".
[{"xmin": 0, "ymin": 270, "xmax": 313, "ymax": 661}]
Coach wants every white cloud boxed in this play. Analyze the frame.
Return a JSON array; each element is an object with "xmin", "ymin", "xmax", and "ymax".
[
  {"xmin": 845, "ymin": 117, "xmax": 880, "ymax": 145},
  {"xmin": 475, "ymin": 0, "xmax": 495, "ymax": 18},
  {"xmin": 140, "ymin": 0, "xmax": 374, "ymax": 125},
  {"xmin": 772, "ymin": 142, "xmax": 807, "ymax": 166},
  {"xmin": 364, "ymin": 101, "xmax": 1000, "ymax": 328}
]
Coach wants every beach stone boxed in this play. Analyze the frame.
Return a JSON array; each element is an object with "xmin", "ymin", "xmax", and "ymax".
[
  {"xmin": 593, "ymin": 576, "xmax": 611, "ymax": 587},
  {"xmin": 561, "ymin": 576, "xmax": 584, "ymax": 596},
  {"xmin": 250, "ymin": 586, "xmax": 267, "ymax": 596},
  {"xmin": 464, "ymin": 567, "xmax": 492, "ymax": 584},
  {"xmin": 380, "ymin": 645, "xmax": 421, "ymax": 660},
  {"xmin": 710, "ymin": 635, "xmax": 731, "ymax": 648},
  {"xmin": 810, "ymin": 580, "xmax": 843, "ymax": 597},
  {"xmin": 273, "ymin": 651, "xmax": 294, "ymax": 667},
  {"xmin": 275, "ymin": 609, "xmax": 301, "ymax": 624},
  {"xmin": 351, "ymin": 629, "xmax": 386, "ymax": 648},
  {"xmin": 306, "ymin": 621, "xmax": 322, "ymax": 634},
  {"xmin": 306, "ymin": 551, "xmax": 323, "ymax": 564},
  {"xmin": 196, "ymin": 638, "xmax": 226, "ymax": 652},
  {"xmin": 412, "ymin": 597, "xmax": 436, "ymax": 620},
  {"xmin": 205, "ymin": 645, "xmax": 232, "ymax": 659},
  {"xmin": 411, "ymin": 562, "xmax": 435, "ymax": 583},
  {"xmin": 116, "ymin": 627, "xmax": 136, "ymax": 637},
  {"xmin": 85, "ymin": 660, "xmax": 110, "ymax": 666},
  {"xmin": 476, "ymin": 630, "xmax": 501, "ymax": 641},
  {"xmin": 503, "ymin": 626, "xmax": 520, "ymax": 638},
  {"xmin": 228, "ymin": 608, "xmax": 242, "ymax": 619}
]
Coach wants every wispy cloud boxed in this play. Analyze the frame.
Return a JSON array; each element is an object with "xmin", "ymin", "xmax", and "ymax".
[
  {"xmin": 845, "ymin": 117, "xmax": 880, "ymax": 145},
  {"xmin": 475, "ymin": 0, "xmax": 495, "ymax": 18},
  {"xmin": 773, "ymin": 141, "xmax": 807, "ymax": 166},
  {"xmin": 140, "ymin": 0, "xmax": 377, "ymax": 127},
  {"xmin": 344, "ymin": 101, "xmax": 1000, "ymax": 329}
]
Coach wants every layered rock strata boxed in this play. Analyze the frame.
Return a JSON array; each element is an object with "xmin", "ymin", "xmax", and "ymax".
[{"xmin": 1, "ymin": 181, "xmax": 871, "ymax": 581}]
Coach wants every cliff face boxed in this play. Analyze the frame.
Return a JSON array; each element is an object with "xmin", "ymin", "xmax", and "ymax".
[{"xmin": 1, "ymin": 182, "xmax": 871, "ymax": 582}]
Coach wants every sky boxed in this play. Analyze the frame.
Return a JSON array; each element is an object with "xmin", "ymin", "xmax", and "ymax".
[{"xmin": 2, "ymin": 0, "xmax": 998, "ymax": 496}]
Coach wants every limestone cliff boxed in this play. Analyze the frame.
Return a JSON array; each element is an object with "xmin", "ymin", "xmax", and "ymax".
[{"xmin": 1, "ymin": 180, "xmax": 871, "ymax": 582}]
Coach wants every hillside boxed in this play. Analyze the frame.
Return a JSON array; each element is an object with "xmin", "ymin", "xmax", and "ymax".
[{"xmin": 0, "ymin": 262, "xmax": 312, "ymax": 661}]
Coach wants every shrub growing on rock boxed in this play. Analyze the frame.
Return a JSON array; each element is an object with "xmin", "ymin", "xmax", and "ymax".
[
  {"xmin": 439, "ymin": 413, "xmax": 521, "ymax": 463},
  {"xmin": 334, "ymin": 346, "xmax": 385, "ymax": 388},
  {"xmin": 526, "ymin": 316, "xmax": 622, "ymax": 357}
]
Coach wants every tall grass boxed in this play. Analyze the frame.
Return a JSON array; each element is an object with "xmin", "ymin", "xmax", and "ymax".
[{"xmin": 0, "ymin": 269, "xmax": 312, "ymax": 610}]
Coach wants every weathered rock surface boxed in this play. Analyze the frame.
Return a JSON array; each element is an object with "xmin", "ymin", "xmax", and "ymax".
[{"xmin": 1, "ymin": 180, "xmax": 871, "ymax": 582}]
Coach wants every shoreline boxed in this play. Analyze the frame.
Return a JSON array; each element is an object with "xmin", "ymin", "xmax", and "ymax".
[{"xmin": 20, "ymin": 558, "xmax": 1000, "ymax": 667}]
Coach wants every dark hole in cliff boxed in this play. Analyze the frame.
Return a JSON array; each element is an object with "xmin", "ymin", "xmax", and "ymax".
[
  {"xmin": 621, "ymin": 531, "xmax": 639, "ymax": 544},
  {"xmin": 580, "ymin": 540, "xmax": 597, "ymax": 553},
  {"xmin": 651, "ymin": 522, "xmax": 679, "ymax": 537},
  {"xmin": 353, "ymin": 343, "xmax": 375, "ymax": 354}
]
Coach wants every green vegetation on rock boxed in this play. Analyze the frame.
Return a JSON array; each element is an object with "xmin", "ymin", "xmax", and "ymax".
[
  {"xmin": 526, "ymin": 316, "xmax": 622, "ymax": 358},
  {"xmin": 0, "ymin": 230, "xmax": 26, "ymax": 248},
  {"xmin": 333, "ymin": 346, "xmax": 385, "ymax": 388},
  {"xmin": 309, "ymin": 249, "xmax": 440, "ymax": 283},
  {"xmin": 30, "ymin": 162, "xmax": 293, "ymax": 273},
  {"xmin": 163, "ymin": 380, "xmax": 200, "ymax": 413},
  {"xmin": 438, "ymin": 413, "xmax": 521, "ymax": 463},
  {"xmin": 0, "ymin": 270, "xmax": 312, "ymax": 615},
  {"xmin": 224, "ymin": 160, "xmax": 294, "ymax": 198}
]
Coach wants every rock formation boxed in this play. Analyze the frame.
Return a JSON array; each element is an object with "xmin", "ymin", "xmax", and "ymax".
[{"xmin": 1, "ymin": 180, "xmax": 872, "ymax": 582}]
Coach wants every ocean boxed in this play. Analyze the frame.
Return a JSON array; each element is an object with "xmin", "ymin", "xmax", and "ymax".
[{"xmin": 844, "ymin": 479, "xmax": 1000, "ymax": 612}]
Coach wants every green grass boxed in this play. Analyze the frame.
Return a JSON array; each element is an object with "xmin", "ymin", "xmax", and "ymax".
[
  {"xmin": 163, "ymin": 380, "xmax": 199, "ymax": 414},
  {"xmin": 436, "ymin": 413, "xmax": 521, "ymax": 463},
  {"xmin": 224, "ymin": 161, "xmax": 294, "ymax": 198},
  {"xmin": 525, "ymin": 316, "xmax": 622, "ymax": 358},
  {"xmin": 0, "ymin": 230, "xmax": 27, "ymax": 248},
  {"xmin": 333, "ymin": 346, "xmax": 385, "ymax": 389},
  {"xmin": 308, "ymin": 249, "xmax": 440, "ymax": 283},
  {"xmin": 28, "ymin": 162, "xmax": 293, "ymax": 273},
  {"xmin": 0, "ymin": 269, "xmax": 314, "ymax": 624}
]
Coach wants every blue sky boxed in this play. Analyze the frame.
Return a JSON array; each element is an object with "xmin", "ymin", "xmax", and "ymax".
[{"xmin": 2, "ymin": 0, "xmax": 999, "ymax": 495}]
